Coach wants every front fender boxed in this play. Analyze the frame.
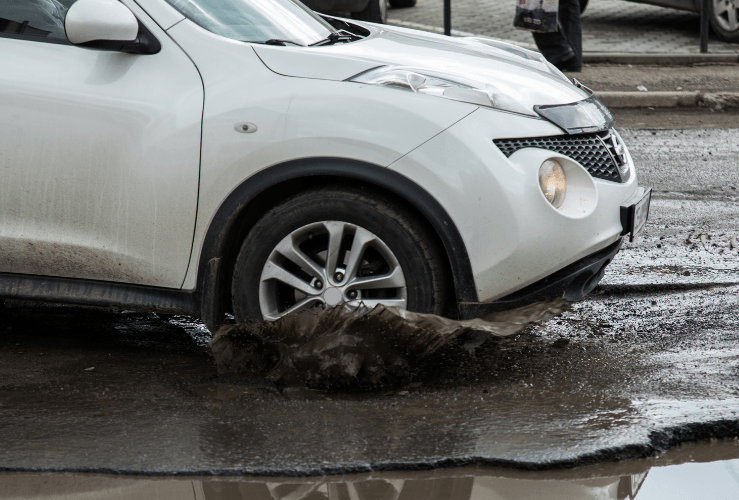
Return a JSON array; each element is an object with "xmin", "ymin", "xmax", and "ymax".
[
  {"xmin": 169, "ymin": 18, "xmax": 478, "ymax": 289},
  {"xmin": 193, "ymin": 159, "xmax": 477, "ymax": 330}
]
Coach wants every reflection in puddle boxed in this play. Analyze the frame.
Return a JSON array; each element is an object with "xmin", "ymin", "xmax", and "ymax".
[
  {"xmin": 3, "ymin": 442, "xmax": 739, "ymax": 500},
  {"xmin": 196, "ymin": 475, "xmax": 642, "ymax": 500},
  {"xmin": 0, "ymin": 472, "xmax": 646, "ymax": 500},
  {"xmin": 210, "ymin": 300, "xmax": 568, "ymax": 391}
]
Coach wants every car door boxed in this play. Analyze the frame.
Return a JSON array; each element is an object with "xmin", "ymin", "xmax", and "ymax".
[{"xmin": 0, "ymin": 0, "xmax": 203, "ymax": 288}]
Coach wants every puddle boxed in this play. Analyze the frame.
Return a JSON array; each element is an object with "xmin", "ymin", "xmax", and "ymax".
[
  {"xmin": 2, "ymin": 291, "xmax": 739, "ymax": 475},
  {"xmin": 209, "ymin": 300, "xmax": 569, "ymax": 391},
  {"xmin": 186, "ymin": 383, "xmax": 278, "ymax": 401},
  {"xmin": 2, "ymin": 440, "xmax": 738, "ymax": 500}
]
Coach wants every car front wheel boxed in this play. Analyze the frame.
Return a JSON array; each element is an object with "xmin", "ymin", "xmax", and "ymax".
[
  {"xmin": 710, "ymin": 0, "xmax": 739, "ymax": 42},
  {"xmin": 231, "ymin": 187, "xmax": 448, "ymax": 323}
]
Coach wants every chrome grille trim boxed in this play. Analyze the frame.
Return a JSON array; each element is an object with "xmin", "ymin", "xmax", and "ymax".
[
  {"xmin": 493, "ymin": 131, "xmax": 624, "ymax": 183},
  {"xmin": 600, "ymin": 129, "xmax": 631, "ymax": 182}
]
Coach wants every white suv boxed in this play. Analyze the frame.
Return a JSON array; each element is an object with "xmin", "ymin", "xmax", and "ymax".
[{"xmin": 0, "ymin": 0, "xmax": 650, "ymax": 330}]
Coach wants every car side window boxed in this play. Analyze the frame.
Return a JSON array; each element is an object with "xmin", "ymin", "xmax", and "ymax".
[{"xmin": 0, "ymin": 0, "xmax": 78, "ymax": 44}]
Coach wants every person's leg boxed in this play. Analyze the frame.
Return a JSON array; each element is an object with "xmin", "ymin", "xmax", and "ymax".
[
  {"xmin": 558, "ymin": 0, "xmax": 583, "ymax": 70},
  {"xmin": 532, "ymin": 30, "xmax": 574, "ymax": 66},
  {"xmin": 532, "ymin": 0, "xmax": 582, "ymax": 71}
]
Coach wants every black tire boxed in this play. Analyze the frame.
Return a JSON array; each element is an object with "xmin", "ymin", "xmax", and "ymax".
[
  {"xmin": 389, "ymin": 0, "xmax": 417, "ymax": 8},
  {"xmin": 351, "ymin": 0, "xmax": 388, "ymax": 24},
  {"xmin": 231, "ymin": 186, "xmax": 448, "ymax": 323},
  {"xmin": 709, "ymin": 0, "xmax": 739, "ymax": 43},
  {"xmin": 579, "ymin": 0, "xmax": 589, "ymax": 14}
]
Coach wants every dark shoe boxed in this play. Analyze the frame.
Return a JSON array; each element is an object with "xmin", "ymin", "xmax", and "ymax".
[
  {"xmin": 559, "ymin": 64, "xmax": 582, "ymax": 73},
  {"xmin": 554, "ymin": 56, "xmax": 581, "ymax": 73}
]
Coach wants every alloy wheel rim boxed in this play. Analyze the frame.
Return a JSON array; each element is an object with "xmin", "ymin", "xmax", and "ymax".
[
  {"xmin": 258, "ymin": 221, "xmax": 407, "ymax": 321},
  {"xmin": 713, "ymin": 0, "xmax": 739, "ymax": 32}
]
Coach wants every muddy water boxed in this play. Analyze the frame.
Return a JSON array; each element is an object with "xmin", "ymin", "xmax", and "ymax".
[
  {"xmin": 2, "ymin": 440, "xmax": 738, "ymax": 500},
  {"xmin": 209, "ymin": 300, "xmax": 569, "ymax": 390},
  {"xmin": 1, "ymin": 283, "xmax": 739, "ymax": 474}
]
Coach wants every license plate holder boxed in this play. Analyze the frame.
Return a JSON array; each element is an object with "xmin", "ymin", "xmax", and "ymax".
[{"xmin": 620, "ymin": 187, "xmax": 652, "ymax": 242}]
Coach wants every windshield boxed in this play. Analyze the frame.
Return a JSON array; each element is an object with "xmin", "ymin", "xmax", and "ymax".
[{"xmin": 164, "ymin": 0, "xmax": 336, "ymax": 46}]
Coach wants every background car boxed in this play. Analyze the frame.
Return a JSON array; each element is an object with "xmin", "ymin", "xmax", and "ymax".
[
  {"xmin": 581, "ymin": 0, "xmax": 739, "ymax": 43},
  {"xmin": 301, "ymin": 0, "xmax": 389, "ymax": 24},
  {"xmin": 301, "ymin": 0, "xmax": 417, "ymax": 25}
]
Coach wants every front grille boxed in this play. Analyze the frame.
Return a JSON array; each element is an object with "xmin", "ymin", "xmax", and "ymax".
[{"xmin": 493, "ymin": 131, "xmax": 623, "ymax": 183}]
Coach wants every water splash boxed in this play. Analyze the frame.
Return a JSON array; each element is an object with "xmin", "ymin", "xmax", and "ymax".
[{"xmin": 209, "ymin": 299, "xmax": 569, "ymax": 391}]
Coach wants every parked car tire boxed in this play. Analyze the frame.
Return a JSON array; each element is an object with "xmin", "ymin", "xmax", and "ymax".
[
  {"xmin": 231, "ymin": 187, "xmax": 448, "ymax": 322},
  {"xmin": 709, "ymin": 0, "xmax": 739, "ymax": 43},
  {"xmin": 351, "ymin": 0, "xmax": 389, "ymax": 24},
  {"xmin": 579, "ymin": 0, "xmax": 589, "ymax": 14},
  {"xmin": 389, "ymin": 0, "xmax": 417, "ymax": 8}
]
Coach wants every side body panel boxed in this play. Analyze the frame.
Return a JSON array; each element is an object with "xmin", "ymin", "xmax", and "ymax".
[
  {"xmin": 163, "ymin": 20, "xmax": 477, "ymax": 291},
  {"xmin": 0, "ymin": 1, "xmax": 202, "ymax": 287}
]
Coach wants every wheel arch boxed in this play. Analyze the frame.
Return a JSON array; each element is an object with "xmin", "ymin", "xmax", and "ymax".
[{"xmin": 195, "ymin": 157, "xmax": 477, "ymax": 330}]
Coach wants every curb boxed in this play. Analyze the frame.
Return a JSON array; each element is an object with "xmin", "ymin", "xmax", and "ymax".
[
  {"xmin": 597, "ymin": 91, "xmax": 739, "ymax": 109},
  {"xmin": 583, "ymin": 53, "xmax": 739, "ymax": 65}
]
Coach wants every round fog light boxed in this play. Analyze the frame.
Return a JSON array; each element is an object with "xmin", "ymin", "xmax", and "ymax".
[{"xmin": 539, "ymin": 160, "xmax": 567, "ymax": 208}]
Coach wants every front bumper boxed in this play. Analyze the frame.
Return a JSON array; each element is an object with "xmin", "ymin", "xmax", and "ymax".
[
  {"xmin": 457, "ymin": 238, "xmax": 622, "ymax": 319},
  {"xmin": 390, "ymin": 108, "xmax": 639, "ymax": 304}
]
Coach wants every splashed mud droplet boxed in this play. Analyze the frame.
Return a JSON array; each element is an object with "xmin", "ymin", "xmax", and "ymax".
[{"xmin": 209, "ymin": 300, "xmax": 570, "ymax": 390}]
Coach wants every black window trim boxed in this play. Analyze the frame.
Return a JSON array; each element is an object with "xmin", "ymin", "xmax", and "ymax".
[{"xmin": 0, "ymin": 30, "xmax": 73, "ymax": 45}]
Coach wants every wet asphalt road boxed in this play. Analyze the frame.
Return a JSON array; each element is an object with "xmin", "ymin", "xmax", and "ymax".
[{"xmin": 0, "ymin": 127, "xmax": 738, "ymax": 476}]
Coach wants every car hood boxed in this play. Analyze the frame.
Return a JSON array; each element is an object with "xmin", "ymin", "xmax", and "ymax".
[{"xmin": 251, "ymin": 24, "xmax": 589, "ymax": 114}]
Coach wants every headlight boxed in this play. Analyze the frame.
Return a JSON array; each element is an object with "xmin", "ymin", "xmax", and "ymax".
[
  {"xmin": 539, "ymin": 160, "xmax": 567, "ymax": 208},
  {"xmin": 347, "ymin": 66, "xmax": 535, "ymax": 116},
  {"xmin": 534, "ymin": 95, "xmax": 614, "ymax": 134}
]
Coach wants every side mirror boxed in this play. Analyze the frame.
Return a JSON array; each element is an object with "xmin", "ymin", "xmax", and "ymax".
[
  {"xmin": 65, "ymin": 0, "xmax": 138, "ymax": 45},
  {"xmin": 65, "ymin": 0, "xmax": 160, "ymax": 54}
]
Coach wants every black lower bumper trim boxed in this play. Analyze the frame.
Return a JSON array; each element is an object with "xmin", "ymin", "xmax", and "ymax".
[{"xmin": 458, "ymin": 238, "xmax": 623, "ymax": 319}]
